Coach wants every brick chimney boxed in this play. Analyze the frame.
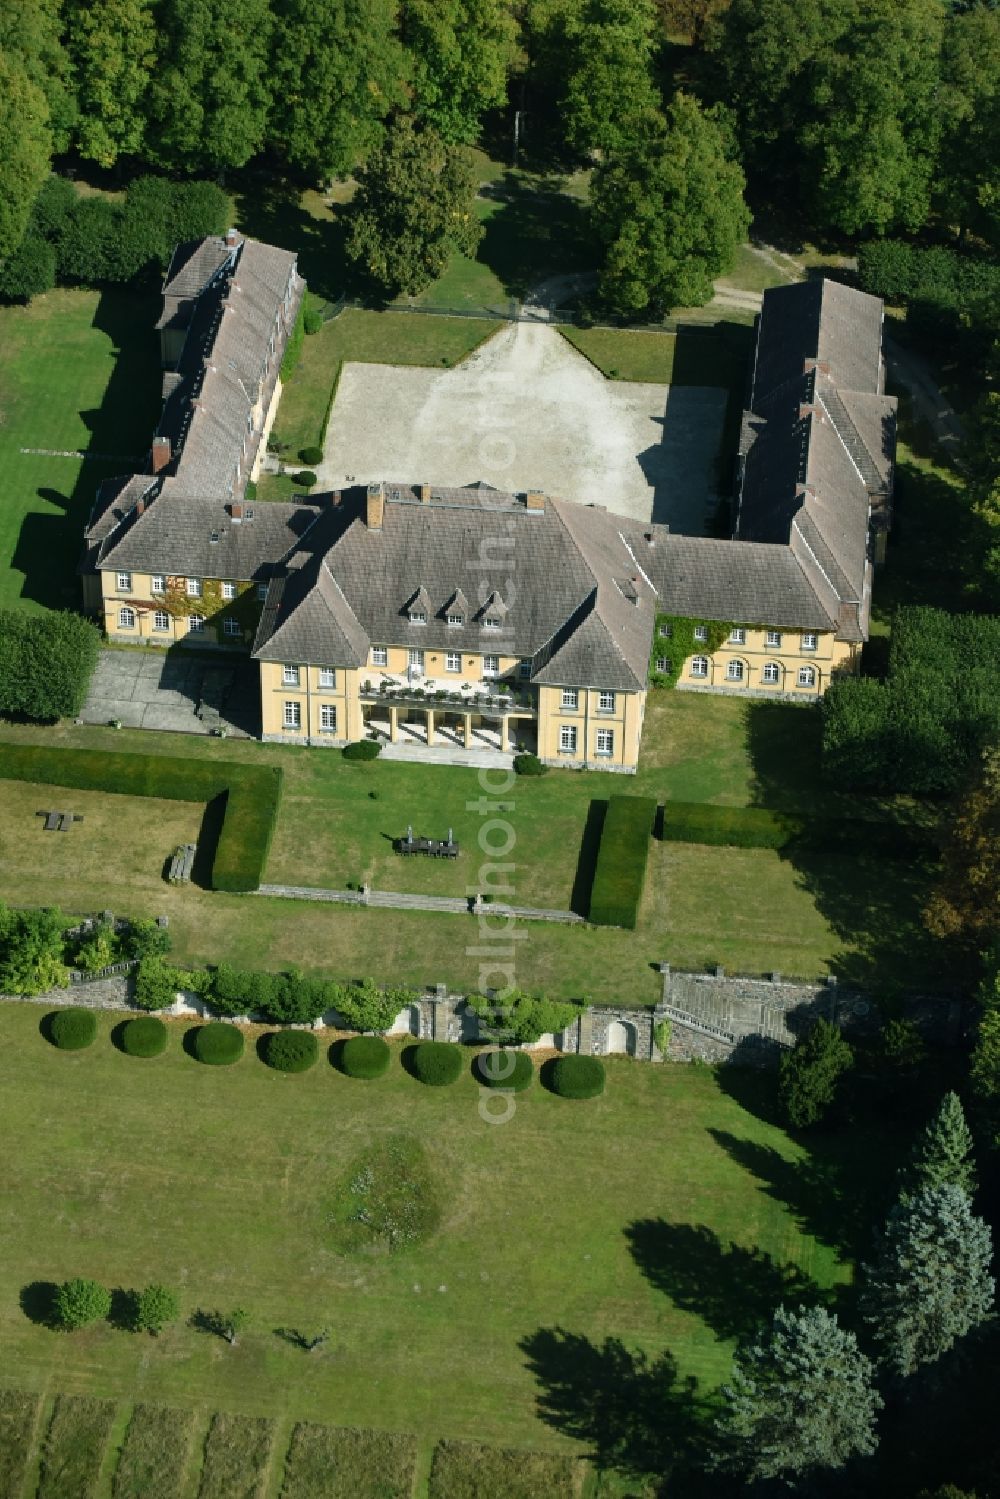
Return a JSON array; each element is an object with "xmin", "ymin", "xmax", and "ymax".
[
  {"xmin": 525, "ymin": 490, "xmax": 545, "ymax": 512},
  {"xmin": 367, "ymin": 481, "xmax": 385, "ymax": 531},
  {"xmin": 229, "ymin": 501, "xmax": 243, "ymax": 524},
  {"xmin": 418, "ymin": 483, "xmax": 431, "ymax": 504},
  {"xmin": 150, "ymin": 436, "xmax": 171, "ymax": 474}
]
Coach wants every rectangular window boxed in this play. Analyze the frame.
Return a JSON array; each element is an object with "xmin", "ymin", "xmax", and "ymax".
[
  {"xmin": 797, "ymin": 666, "xmax": 817, "ymax": 688},
  {"xmin": 151, "ymin": 575, "xmax": 165, "ymax": 594},
  {"xmin": 320, "ymin": 704, "xmax": 337, "ymax": 733},
  {"xmin": 763, "ymin": 661, "xmax": 780, "ymax": 684},
  {"xmin": 282, "ymin": 664, "xmax": 300, "ymax": 686},
  {"xmin": 318, "ymin": 667, "xmax": 336, "ymax": 688},
  {"xmin": 729, "ymin": 627, "xmax": 746, "ymax": 644},
  {"xmin": 447, "ymin": 613, "xmax": 464, "ymax": 627},
  {"xmin": 186, "ymin": 578, "xmax": 202, "ymax": 598},
  {"xmin": 802, "ymin": 632, "xmax": 818, "ymax": 651},
  {"xmin": 118, "ymin": 606, "xmax": 135, "ymax": 629},
  {"xmin": 116, "ymin": 571, "xmax": 132, "ymax": 592},
  {"xmin": 766, "ymin": 629, "xmax": 782, "ymax": 648},
  {"xmin": 561, "ymin": 688, "xmax": 579, "ymax": 709},
  {"xmin": 559, "ymin": 724, "xmax": 578, "ymax": 754},
  {"xmin": 153, "ymin": 610, "xmax": 170, "ymax": 632},
  {"xmin": 693, "ymin": 625, "xmax": 709, "ymax": 642},
  {"xmin": 658, "ymin": 623, "xmax": 672, "ymax": 639},
  {"xmin": 596, "ymin": 728, "xmax": 614, "ymax": 757},
  {"xmin": 409, "ymin": 610, "xmax": 426, "ymax": 624},
  {"xmin": 690, "ymin": 656, "xmax": 709, "ymax": 678},
  {"xmin": 656, "ymin": 657, "xmax": 671, "ymax": 673},
  {"xmin": 519, "ymin": 658, "xmax": 532, "ymax": 680},
  {"xmin": 371, "ymin": 646, "xmax": 388, "ymax": 667},
  {"xmin": 408, "ymin": 648, "xmax": 424, "ymax": 671},
  {"xmin": 282, "ymin": 700, "xmax": 301, "ymax": 730},
  {"xmin": 483, "ymin": 616, "xmax": 501, "ymax": 630},
  {"xmin": 483, "ymin": 655, "xmax": 500, "ymax": 677},
  {"xmin": 188, "ymin": 614, "xmax": 204, "ymax": 633},
  {"xmin": 223, "ymin": 618, "xmax": 241, "ymax": 637},
  {"xmin": 446, "ymin": 652, "xmax": 461, "ymax": 672},
  {"xmin": 221, "ymin": 581, "xmax": 237, "ymax": 600},
  {"xmin": 598, "ymin": 690, "xmax": 616, "ymax": 713},
  {"xmin": 257, "ymin": 583, "xmax": 268, "ymax": 601},
  {"xmin": 726, "ymin": 659, "xmax": 744, "ymax": 681}
]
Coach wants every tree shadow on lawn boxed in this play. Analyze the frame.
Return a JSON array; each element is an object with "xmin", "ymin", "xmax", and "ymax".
[
  {"xmin": 476, "ymin": 172, "xmax": 591, "ymax": 298},
  {"xmin": 232, "ymin": 177, "xmax": 352, "ymax": 304},
  {"xmin": 19, "ymin": 1281, "xmax": 58, "ymax": 1327},
  {"xmin": 624, "ymin": 1219, "xmax": 829, "ymax": 1344},
  {"xmin": 519, "ymin": 1326, "xmax": 715, "ymax": 1487}
]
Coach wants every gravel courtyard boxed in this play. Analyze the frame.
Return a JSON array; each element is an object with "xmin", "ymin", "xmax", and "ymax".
[{"xmin": 320, "ymin": 322, "xmax": 728, "ymax": 531}]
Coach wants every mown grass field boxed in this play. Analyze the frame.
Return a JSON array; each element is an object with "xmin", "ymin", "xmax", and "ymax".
[
  {"xmin": 0, "ymin": 1002, "xmax": 902, "ymax": 1486},
  {"xmin": 0, "ymin": 689, "xmax": 943, "ymax": 1000}
]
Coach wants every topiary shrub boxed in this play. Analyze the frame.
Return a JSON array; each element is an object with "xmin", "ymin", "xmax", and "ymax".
[
  {"xmin": 294, "ymin": 470, "xmax": 318, "ymax": 488},
  {"xmin": 121, "ymin": 1015, "xmax": 167, "ymax": 1058},
  {"xmin": 264, "ymin": 1029, "xmax": 318, "ymax": 1073},
  {"xmin": 49, "ymin": 1009, "xmax": 97, "ymax": 1051},
  {"xmin": 343, "ymin": 739, "xmax": 381, "ymax": 761},
  {"xmin": 191, "ymin": 1021, "xmax": 244, "ymax": 1066},
  {"xmin": 339, "ymin": 1035, "xmax": 391, "ymax": 1078},
  {"xmin": 299, "ymin": 445, "xmax": 324, "ymax": 466},
  {"xmin": 513, "ymin": 752, "xmax": 547, "ymax": 776},
  {"xmin": 546, "ymin": 1055, "xmax": 605, "ymax": 1099},
  {"xmin": 410, "ymin": 1042, "xmax": 463, "ymax": 1087},
  {"xmin": 474, "ymin": 1048, "xmax": 533, "ymax": 1091}
]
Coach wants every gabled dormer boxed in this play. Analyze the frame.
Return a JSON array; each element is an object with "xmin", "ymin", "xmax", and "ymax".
[
  {"xmin": 478, "ymin": 589, "xmax": 509, "ymax": 631},
  {"xmin": 405, "ymin": 585, "xmax": 431, "ymax": 624},
  {"xmin": 444, "ymin": 588, "xmax": 468, "ymax": 626}
]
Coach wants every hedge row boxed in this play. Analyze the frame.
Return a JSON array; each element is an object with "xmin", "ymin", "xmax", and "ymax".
[
  {"xmin": 588, "ymin": 796, "xmax": 657, "ymax": 929},
  {"xmin": 658, "ymin": 801, "xmax": 933, "ymax": 859},
  {"xmin": 0, "ymin": 746, "xmax": 282, "ymax": 892}
]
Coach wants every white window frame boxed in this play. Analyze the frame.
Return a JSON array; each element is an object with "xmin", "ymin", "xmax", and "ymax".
[
  {"xmin": 118, "ymin": 606, "xmax": 135, "ymax": 629},
  {"xmin": 693, "ymin": 625, "xmax": 709, "ymax": 642},
  {"xmin": 318, "ymin": 667, "xmax": 336, "ymax": 688},
  {"xmin": 151, "ymin": 574, "xmax": 165, "ymax": 594},
  {"xmin": 319, "ymin": 704, "xmax": 337, "ymax": 734},
  {"xmin": 447, "ymin": 613, "xmax": 464, "ymax": 628},
  {"xmin": 116, "ymin": 571, "xmax": 132, "ymax": 592},
  {"xmin": 655, "ymin": 656, "xmax": 671, "ymax": 674},
  {"xmin": 153, "ymin": 610, "xmax": 170, "ymax": 632},
  {"xmin": 519, "ymin": 658, "xmax": 532, "ymax": 680},
  {"xmin": 188, "ymin": 614, "xmax": 205, "ymax": 633},
  {"xmin": 559, "ymin": 724, "xmax": 578, "ymax": 754},
  {"xmin": 690, "ymin": 655, "xmax": 709, "ymax": 678},
  {"xmin": 408, "ymin": 648, "xmax": 424, "ymax": 671},
  {"xmin": 598, "ymin": 690, "xmax": 616, "ymax": 713},
  {"xmin": 729, "ymin": 628, "xmax": 746, "ymax": 645},
  {"xmin": 596, "ymin": 728, "xmax": 614, "ymax": 757},
  {"xmin": 762, "ymin": 661, "xmax": 780, "ymax": 685},
  {"xmin": 483, "ymin": 616, "xmax": 501, "ymax": 631},
  {"xmin": 257, "ymin": 583, "xmax": 268, "ymax": 601},
  {"xmin": 409, "ymin": 609, "xmax": 427, "ymax": 625},
  {"xmin": 221, "ymin": 581, "xmax": 237, "ymax": 600},
  {"xmin": 802, "ymin": 632, "xmax": 818, "ymax": 652},
  {"xmin": 482, "ymin": 655, "xmax": 500, "ymax": 678},
  {"xmin": 561, "ymin": 688, "xmax": 579, "ymax": 710},
  {"xmin": 446, "ymin": 652, "xmax": 461, "ymax": 673},
  {"xmin": 186, "ymin": 577, "xmax": 202, "ymax": 598},
  {"xmin": 726, "ymin": 659, "xmax": 745, "ymax": 682},
  {"xmin": 765, "ymin": 629, "xmax": 782, "ymax": 648},
  {"xmin": 223, "ymin": 617, "xmax": 241, "ymax": 638},
  {"xmin": 282, "ymin": 664, "xmax": 300, "ymax": 686},
  {"xmin": 282, "ymin": 700, "xmax": 301, "ymax": 731},
  {"xmin": 371, "ymin": 646, "xmax": 388, "ymax": 667},
  {"xmin": 658, "ymin": 623, "xmax": 673, "ymax": 639},
  {"xmin": 797, "ymin": 665, "xmax": 817, "ymax": 688}
]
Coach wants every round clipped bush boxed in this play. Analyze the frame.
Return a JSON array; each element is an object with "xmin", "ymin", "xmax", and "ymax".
[
  {"xmin": 474, "ymin": 1048, "xmax": 533, "ymax": 1091},
  {"xmin": 264, "ymin": 1029, "xmax": 318, "ymax": 1073},
  {"xmin": 339, "ymin": 1035, "xmax": 391, "ymax": 1078},
  {"xmin": 411, "ymin": 1041, "xmax": 463, "ymax": 1087},
  {"xmin": 294, "ymin": 470, "xmax": 318, "ymax": 488},
  {"xmin": 299, "ymin": 444, "xmax": 324, "ymax": 465},
  {"xmin": 343, "ymin": 739, "xmax": 381, "ymax": 761},
  {"xmin": 121, "ymin": 1015, "xmax": 168, "ymax": 1058},
  {"xmin": 546, "ymin": 1055, "xmax": 605, "ymax": 1099},
  {"xmin": 192, "ymin": 1021, "xmax": 244, "ymax": 1066},
  {"xmin": 49, "ymin": 1009, "xmax": 97, "ymax": 1051},
  {"xmin": 513, "ymin": 752, "xmax": 548, "ymax": 776}
]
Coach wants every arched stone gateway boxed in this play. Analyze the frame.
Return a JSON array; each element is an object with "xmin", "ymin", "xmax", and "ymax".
[
  {"xmin": 389, "ymin": 1003, "xmax": 421, "ymax": 1037},
  {"xmin": 606, "ymin": 1019, "xmax": 637, "ymax": 1056}
]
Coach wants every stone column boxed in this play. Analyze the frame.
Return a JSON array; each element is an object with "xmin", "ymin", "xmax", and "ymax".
[
  {"xmin": 500, "ymin": 715, "xmax": 509, "ymax": 752},
  {"xmin": 426, "ymin": 709, "xmax": 435, "ymax": 747},
  {"xmin": 463, "ymin": 713, "xmax": 472, "ymax": 748},
  {"xmin": 389, "ymin": 705, "xmax": 399, "ymax": 743}
]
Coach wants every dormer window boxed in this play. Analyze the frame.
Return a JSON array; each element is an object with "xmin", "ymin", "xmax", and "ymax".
[
  {"xmin": 483, "ymin": 616, "xmax": 501, "ymax": 630},
  {"xmin": 447, "ymin": 613, "xmax": 464, "ymax": 627},
  {"xmin": 410, "ymin": 609, "xmax": 427, "ymax": 625}
]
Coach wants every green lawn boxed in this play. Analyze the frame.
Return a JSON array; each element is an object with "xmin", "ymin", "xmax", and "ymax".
[
  {"xmin": 0, "ymin": 288, "xmax": 161, "ymax": 613},
  {"xmin": 558, "ymin": 321, "xmax": 754, "ymax": 387},
  {"xmin": 0, "ymin": 1001, "xmax": 901, "ymax": 1474}
]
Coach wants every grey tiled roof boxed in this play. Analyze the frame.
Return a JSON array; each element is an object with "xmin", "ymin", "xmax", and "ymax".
[
  {"xmin": 637, "ymin": 533, "xmax": 837, "ymax": 630},
  {"xmin": 255, "ymin": 557, "xmax": 369, "ymax": 667},
  {"xmin": 752, "ymin": 279, "xmax": 886, "ymax": 401}
]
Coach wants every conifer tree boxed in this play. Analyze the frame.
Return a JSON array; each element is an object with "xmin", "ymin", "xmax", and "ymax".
[
  {"xmin": 899, "ymin": 1092, "xmax": 977, "ymax": 1202},
  {"xmin": 777, "ymin": 1016, "xmax": 854, "ymax": 1130}
]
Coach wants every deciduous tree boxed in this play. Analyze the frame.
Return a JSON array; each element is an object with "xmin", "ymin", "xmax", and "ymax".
[
  {"xmin": 403, "ymin": 0, "xmax": 519, "ymax": 145},
  {"xmin": 924, "ymin": 748, "xmax": 1000, "ymax": 948},
  {"xmin": 861, "ymin": 1183, "xmax": 994, "ymax": 1377},
  {"xmin": 0, "ymin": 904, "xmax": 68, "ymax": 998},
  {"xmin": 0, "ymin": 0, "xmax": 75, "ymax": 153},
  {"xmin": 714, "ymin": 1305, "xmax": 881, "ymax": 1482},
  {"xmin": 590, "ymin": 93, "xmax": 749, "ymax": 314},
  {"xmin": 0, "ymin": 51, "xmax": 52, "ymax": 266},
  {"xmin": 936, "ymin": 4, "xmax": 1000, "ymax": 245},
  {"xmin": 561, "ymin": 0, "xmax": 660, "ymax": 157},
  {"xmin": 64, "ymin": 0, "xmax": 157, "ymax": 167},
  {"xmin": 53, "ymin": 1278, "xmax": 111, "ymax": 1331},
  {"xmin": 133, "ymin": 1284, "xmax": 180, "ymax": 1335}
]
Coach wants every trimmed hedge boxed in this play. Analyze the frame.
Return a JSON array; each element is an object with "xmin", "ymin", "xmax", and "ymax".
[
  {"xmin": 49, "ymin": 1009, "xmax": 97, "ymax": 1050},
  {"xmin": 120, "ymin": 1016, "xmax": 167, "ymax": 1058},
  {"xmin": 343, "ymin": 740, "xmax": 380, "ymax": 761},
  {"xmin": 661, "ymin": 802, "xmax": 797, "ymax": 849},
  {"xmin": 545, "ymin": 1055, "xmax": 605, "ymax": 1099},
  {"xmin": 513, "ymin": 753, "xmax": 548, "ymax": 776},
  {"xmin": 339, "ymin": 1035, "xmax": 391, "ymax": 1078},
  {"xmin": 299, "ymin": 445, "xmax": 324, "ymax": 465},
  {"xmin": 474, "ymin": 1049, "xmax": 533, "ymax": 1091},
  {"xmin": 410, "ymin": 1042, "xmax": 463, "ymax": 1087},
  {"xmin": 588, "ymin": 795, "xmax": 657, "ymax": 929},
  {"xmin": 0, "ymin": 746, "xmax": 282, "ymax": 891},
  {"xmin": 264, "ymin": 1029, "xmax": 318, "ymax": 1072},
  {"xmin": 192, "ymin": 1022, "xmax": 244, "ymax": 1066}
]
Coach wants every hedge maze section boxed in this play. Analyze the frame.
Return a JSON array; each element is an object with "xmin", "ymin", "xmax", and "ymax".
[{"xmin": 0, "ymin": 746, "xmax": 282, "ymax": 893}]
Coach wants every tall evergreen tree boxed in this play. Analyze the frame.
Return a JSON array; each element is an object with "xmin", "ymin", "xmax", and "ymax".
[
  {"xmin": 561, "ymin": 0, "xmax": 661, "ymax": 157},
  {"xmin": 861, "ymin": 1183, "xmax": 994, "ymax": 1378},
  {"xmin": 590, "ymin": 94, "xmax": 749, "ymax": 314},
  {"xmin": 777, "ymin": 1016, "xmax": 854, "ymax": 1130},
  {"xmin": 270, "ymin": 0, "xmax": 406, "ymax": 180},
  {"xmin": 65, "ymin": 0, "xmax": 157, "ymax": 167},
  {"xmin": 714, "ymin": 1305, "xmax": 881, "ymax": 1483},
  {"xmin": 0, "ymin": 50, "xmax": 52, "ymax": 266},
  {"xmin": 147, "ymin": 0, "xmax": 272, "ymax": 173},
  {"xmin": 403, "ymin": 0, "xmax": 519, "ymax": 145},
  {"xmin": 899, "ymin": 1092, "xmax": 977, "ymax": 1201}
]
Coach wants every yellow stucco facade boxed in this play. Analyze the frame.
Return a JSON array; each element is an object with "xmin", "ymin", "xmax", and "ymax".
[
  {"xmin": 662, "ymin": 625, "xmax": 860, "ymax": 698},
  {"xmin": 99, "ymin": 569, "xmax": 263, "ymax": 648}
]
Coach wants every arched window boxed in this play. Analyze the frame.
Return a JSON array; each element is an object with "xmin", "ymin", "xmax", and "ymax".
[
  {"xmin": 797, "ymin": 665, "xmax": 817, "ymax": 688},
  {"xmin": 726, "ymin": 659, "xmax": 745, "ymax": 682},
  {"xmin": 690, "ymin": 655, "xmax": 709, "ymax": 678},
  {"xmin": 762, "ymin": 661, "xmax": 780, "ymax": 685},
  {"xmin": 118, "ymin": 606, "xmax": 135, "ymax": 629}
]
